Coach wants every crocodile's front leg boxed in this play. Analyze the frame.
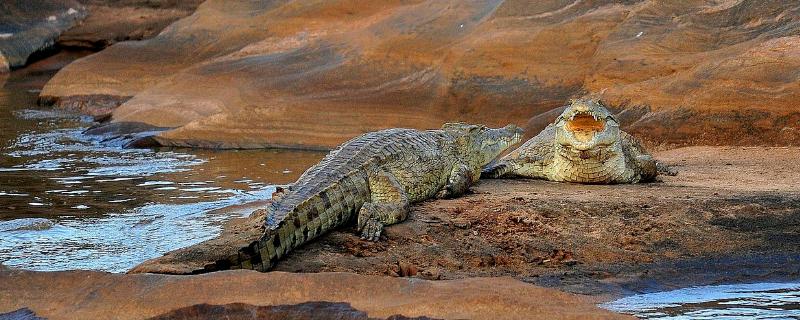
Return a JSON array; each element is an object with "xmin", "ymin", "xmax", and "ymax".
[
  {"xmin": 357, "ymin": 170, "xmax": 410, "ymax": 241},
  {"xmin": 634, "ymin": 154, "xmax": 658, "ymax": 182},
  {"xmin": 481, "ymin": 160, "xmax": 515, "ymax": 178},
  {"xmin": 437, "ymin": 163, "xmax": 475, "ymax": 199}
]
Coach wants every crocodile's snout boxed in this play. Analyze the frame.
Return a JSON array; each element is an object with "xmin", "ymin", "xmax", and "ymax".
[
  {"xmin": 506, "ymin": 124, "xmax": 524, "ymax": 134},
  {"xmin": 500, "ymin": 124, "xmax": 524, "ymax": 144}
]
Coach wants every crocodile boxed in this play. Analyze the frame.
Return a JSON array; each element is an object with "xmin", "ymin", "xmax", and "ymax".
[
  {"xmin": 483, "ymin": 98, "xmax": 672, "ymax": 183},
  {"xmin": 203, "ymin": 123, "xmax": 523, "ymax": 272}
]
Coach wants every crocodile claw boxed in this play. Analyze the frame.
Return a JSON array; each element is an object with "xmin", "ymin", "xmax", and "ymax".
[
  {"xmin": 359, "ymin": 218, "xmax": 383, "ymax": 241},
  {"xmin": 357, "ymin": 205, "xmax": 384, "ymax": 241}
]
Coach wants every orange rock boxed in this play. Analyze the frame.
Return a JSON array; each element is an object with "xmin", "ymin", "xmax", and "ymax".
[
  {"xmin": 39, "ymin": 0, "xmax": 800, "ymax": 148},
  {"xmin": 0, "ymin": 54, "xmax": 8, "ymax": 73},
  {"xmin": 0, "ymin": 268, "xmax": 630, "ymax": 320}
]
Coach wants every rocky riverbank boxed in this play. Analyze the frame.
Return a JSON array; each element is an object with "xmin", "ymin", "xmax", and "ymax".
[
  {"xmin": 38, "ymin": 0, "xmax": 800, "ymax": 149},
  {"xmin": 0, "ymin": 267, "xmax": 629, "ymax": 320},
  {"xmin": 0, "ymin": 0, "xmax": 202, "ymax": 73},
  {"xmin": 133, "ymin": 146, "xmax": 800, "ymax": 297}
]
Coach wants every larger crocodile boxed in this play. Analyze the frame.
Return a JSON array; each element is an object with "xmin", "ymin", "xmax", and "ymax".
[
  {"xmin": 204, "ymin": 123, "xmax": 523, "ymax": 272},
  {"xmin": 483, "ymin": 98, "xmax": 673, "ymax": 183}
]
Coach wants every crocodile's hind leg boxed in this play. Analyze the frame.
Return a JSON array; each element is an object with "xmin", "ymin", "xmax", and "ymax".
[
  {"xmin": 635, "ymin": 155, "xmax": 658, "ymax": 182},
  {"xmin": 358, "ymin": 170, "xmax": 410, "ymax": 241},
  {"xmin": 437, "ymin": 163, "xmax": 475, "ymax": 199}
]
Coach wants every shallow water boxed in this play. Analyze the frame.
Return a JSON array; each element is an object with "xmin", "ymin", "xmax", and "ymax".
[
  {"xmin": 604, "ymin": 282, "xmax": 800, "ymax": 319},
  {"xmin": 0, "ymin": 52, "xmax": 325, "ymax": 272}
]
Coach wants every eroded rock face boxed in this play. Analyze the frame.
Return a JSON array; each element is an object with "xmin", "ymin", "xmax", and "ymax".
[
  {"xmin": 0, "ymin": 269, "xmax": 629, "ymax": 320},
  {"xmin": 0, "ymin": 1, "xmax": 86, "ymax": 71},
  {"xmin": 57, "ymin": 0, "xmax": 204, "ymax": 50},
  {"xmin": 40, "ymin": 0, "xmax": 800, "ymax": 148}
]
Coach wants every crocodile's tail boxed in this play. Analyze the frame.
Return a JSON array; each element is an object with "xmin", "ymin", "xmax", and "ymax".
[
  {"xmin": 231, "ymin": 231, "xmax": 282, "ymax": 271},
  {"xmin": 481, "ymin": 160, "xmax": 515, "ymax": 178},
  {"xmin": 196, "ymin": 207, "xmax": 283, "ymax": 273},
  {"xmin": 198, "ymin": 209, "xmax": 307, "ymax": 273},
  {"xmin": 197, "ymin": 173, "xmax": 370, "ymax": 273}
]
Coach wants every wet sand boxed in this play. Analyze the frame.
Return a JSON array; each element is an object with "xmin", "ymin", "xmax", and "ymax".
[{"xmin": 134, "ymin": 146, "xmax": 800, "ymax": 296}]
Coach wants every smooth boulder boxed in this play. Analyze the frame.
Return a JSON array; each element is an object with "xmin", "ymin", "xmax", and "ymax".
[{"xmin": 0, "ymin": 1, "xmax": 86, "ymax": 71}]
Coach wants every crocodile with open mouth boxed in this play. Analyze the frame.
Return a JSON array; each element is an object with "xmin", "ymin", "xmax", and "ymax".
[
  {"xmin": 482, "ymin": 98, "xmax": 671, "ymax": 184},
  {"xmin": 202, "ymin": 123, "xmax": 523, "ymax": 272}
]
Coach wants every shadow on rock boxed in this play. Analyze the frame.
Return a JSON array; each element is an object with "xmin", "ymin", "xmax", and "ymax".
[
  {"xmin": 146, "ymin": 302, "xmax": 438, "ymax": 320},
  {"xmin": 0, "ymin": 308, "xmax": 45, "ymax": 320}
]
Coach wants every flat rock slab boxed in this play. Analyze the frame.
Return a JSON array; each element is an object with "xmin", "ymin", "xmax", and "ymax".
[
  {"xmin": 0, "ymin": 268, "xmax": 629, "ymax": 320},
  {"xmin": 40, "ymin": 0, "xmax": 800, "ymax": 148},
  {"xmin": 0, "ymin": 1, "xmax": 86, "ymax": 71},
  {"xmin": 133, "ymin": 146, "xmax": 800, "ymax": 295}
]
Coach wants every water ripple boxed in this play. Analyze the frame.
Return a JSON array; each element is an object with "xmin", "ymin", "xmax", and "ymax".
[
  {"xmin": 0, "ymin": 187, "xmax": 275, "ymax": 272},
  {"xmin": 603, "ymin": 282, "xmax": 800, "ymax": 319}
]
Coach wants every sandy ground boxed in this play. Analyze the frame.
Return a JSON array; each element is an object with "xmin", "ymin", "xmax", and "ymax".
[{"xmin": 133, "ymin": 146, "xmax": 800, "ymax": 296}]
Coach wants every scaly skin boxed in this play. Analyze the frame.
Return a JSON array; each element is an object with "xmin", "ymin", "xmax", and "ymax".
[
  {"xmin": 483, "ymin": 99, "xmax": 669, "ymax": 184},
  {"xmin": 202, "ymin": 123, "xmax": 523, "ymax": 272}
]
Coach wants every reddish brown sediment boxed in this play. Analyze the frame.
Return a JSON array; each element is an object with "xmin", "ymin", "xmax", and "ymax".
[
  {"xmin": 133, "ymin": 146, "xmax": 800, "ymax": 295},
  {"xmin": 0, "ymin": 267, "xmax": 630, "ymax": 320}
]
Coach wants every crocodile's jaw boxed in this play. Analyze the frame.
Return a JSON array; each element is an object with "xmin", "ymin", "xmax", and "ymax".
[
  {"xmin": 554, "ymin": 100, "xmax": 619, "ymax": 151},
  {"xmin": 550, "ymin": 100, "xmax": 627, "ymax": 183},
  {"xmin": 443, "ymin": 122, "xmax": 524, "ymax": 169}
]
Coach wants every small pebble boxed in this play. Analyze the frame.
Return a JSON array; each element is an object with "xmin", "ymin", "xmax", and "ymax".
[
  {"xmin": 397, "ymin": 261, "xmax": 418, "ymax": 277},
  {"xmin": 452, "ymin": 219, "xmax": 471, "ymax": 229}
]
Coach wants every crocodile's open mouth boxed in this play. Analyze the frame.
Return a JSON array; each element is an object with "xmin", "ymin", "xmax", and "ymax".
[{"xmin": 565, "ymin": 112, "xmax": 606, "ymax": 143}]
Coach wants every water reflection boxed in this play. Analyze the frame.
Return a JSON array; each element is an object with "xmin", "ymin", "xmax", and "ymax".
[
  {"xmin": 0, "ymin": 52, "xmax": 325, "ymax": 272},
  {"xmin": 603, "ymin": 282, "xmax": 800, "ymax": 319}
]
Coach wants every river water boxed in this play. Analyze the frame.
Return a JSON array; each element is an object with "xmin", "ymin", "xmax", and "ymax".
[
  {"xmin": 604, "ymin": 282, "xmax": 800, "ymax": 319},
  {"xmin": 2, "ymin": 52, "xmax": 799, "ymax": 319},
  {"xmin": 0, "ymin": 52, "xmax": 324, "ymax": 272}
]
